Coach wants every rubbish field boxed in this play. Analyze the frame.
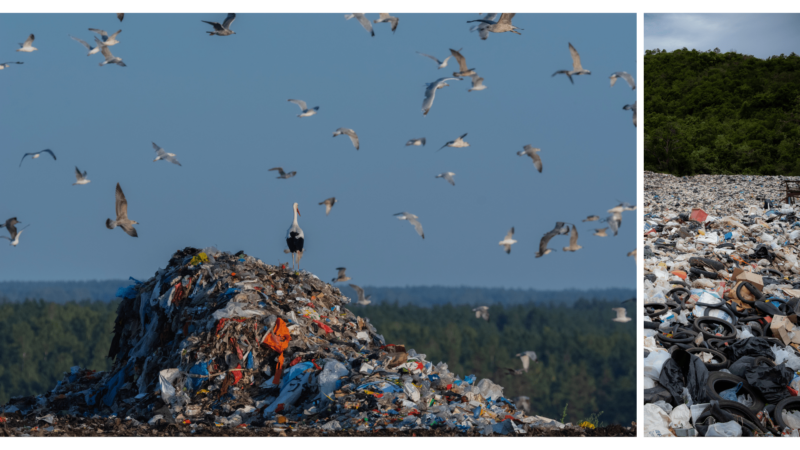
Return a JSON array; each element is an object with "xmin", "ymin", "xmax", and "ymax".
[
  {"xmin": 643, "ymin": 171, "xmax": 800, "ymax": 437},
  {"xmin": 0, "ymin": 246, "xmax": 628, "ymax": 437}
]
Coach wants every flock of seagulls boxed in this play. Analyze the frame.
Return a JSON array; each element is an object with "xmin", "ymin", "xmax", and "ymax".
[{"xmin": 4, "ymin": 15, "xmax": 634, "ymax": 384}]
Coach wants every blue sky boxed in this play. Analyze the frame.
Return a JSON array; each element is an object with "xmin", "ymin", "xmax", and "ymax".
[
  {"xmin": 645, "ymin": 14, "xmax": 800, "ymax": 58},
  {"xmin": 0, "ymin": 13, "xmax": 635, "ymax": 290}
]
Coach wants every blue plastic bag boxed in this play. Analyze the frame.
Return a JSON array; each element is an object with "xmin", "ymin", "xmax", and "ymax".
[{"xmin": 720, "ymin": 382, "xmax": 742, "ymax": 401}]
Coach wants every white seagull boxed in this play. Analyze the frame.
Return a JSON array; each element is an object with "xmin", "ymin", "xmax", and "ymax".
[
  {"xmin": 449, "ymin": 48, "xmax": 476, "ymax": 78},
  {"xmin": 516, "ymin": 351, "xmax": 538, "ymax": 371},
  {"xmin": 469, "ymin": 13, "xmax": 498, "ymax": 40},
  {"xmin": 609, "ymin": 71, "xmax": 635, "ymax": 90},
  {"xmin": 89, "ymin": 28, "xmax": 122, "ymax": 46},
  {"xmin": 623, "ymin": 101, "xmax": 637, "ymax": 127},
  {"xmin": 319, "ymin": 197, "xmax": 337, "ymax": 215},
  {"xmin": 0, "ymin": 61, "xmax": 23, "ymax": 70},
  {"xmin": 1, "ymin": 218, "xmax": 22, "ymax": 242},
  {"xmin": 468, "ymin": 73, "xmax": 487, "ymax": 92},
  {"xmin": 466, "ymin": 13, "xmax": 523, "ymax": 37},
  {"xmin": 106, "ymin": 183, "xmax": 139, "ymax": 237},
  {"xmin": 20, "ymin": 149, "xmax": 56, "ymax": 167},
  {"xmin": 344, "ymin": 14, "xmax": 374, "ymax": 37},
  {"xmin": 552, "ymin": 43, "xmax": 591, "ymax": 84},
  {"xmin": 416, "ymin": 51, "xmax": 453, "ymax": 69},
  {"xmin": 517, "ymin": 145, "xmax": 542, "ymax": 173},
  {"xmin": 69, "ymin": 35, "xmax": 101, "ymax": 56},
  {"xmin": 435, "ymin": 172, "xmax": 456, "ymax": 186},
  {"xmin": 286, "ymin": 203, "xmax": 304, "ymax": 270},
  {"xmin": 606, "ymin": 211, "xmax": 622, "ymax": 236},
  {"xmin": 562, "ymin": 225, "xmax": 582, "ymax": 252},
  {"xmin": 627, "ymin": 249, "xmax": 637, "ymax": 261},
  {"xmin": 269, "ymin": 167, "xmax": 297, "ymax": 179},
  {"xmin": 95, "ymin": 38, "xmax": 126, "ymax": 66},
  {"xmin": 17, "ymin": 34, "xmax": 37, "ymax": 52},
  {"xmin": 394, "ymin": 212, "xmax": 424, "ymax": 239},
  {"xmin": 73, "ymin": 166, "xmax": 90, "ymax": 185},
  {"xmin": 499, "ymin": 227, "xmax": 517, "ymax": 254},
  {"xmin": 612, "ymin": 307, "xmax": 631, "ymax": 323},
  {"xmin": 332, "ymin": 267, "xmax": 351, "ymax": 283},
  {"xmin": 333, "ymin": 128, "xmax": 360, "ymax": 150},
  {"xmin": 288, "ymin": 99, "xmax": 319, "ymax": 118},
  {"xmin": 202, "ymin": 13, "xmax": 237, "ymax": 36},
  {"xmin": 438, "ymin": 133, "xmax": 469, "ymax": 151},
  {"xmin": 406, "ymin": 137, "xmax": 426, "ymax": 147},
  {"xmin": 608, "ymin": 202, "xmax": 636, "ymax": 214},
  {"xmin": 1, "ymin": 225, "xmax": 29, "ymax": 247},
  {"xmin": 349, "ymin": 284, "xmax": 372, "ymax": 305},
  {"xmin": 594, "ymin": 228, "xmax": 608, "ymax": 237},
  {"xmin": 422, "ymin": 77, "xmax": 460, "ymax": 116},
  {"xmin": 152, "ymin": 142, "xmax": 181, "ymax": 166},
  {"xmin": 373, "ymin": 13, "xmax": 399, "ymax": 33},
  {"xmin": 583, "ymin": 215, "xmax": 600, "ymax": 222},
  {"xmin": 473, "ymin": 306, "xmax": 490, "ymax": 321},
  {"xmin": 536, "ymin": 222, "xmax": 569, "ymax": 258}
]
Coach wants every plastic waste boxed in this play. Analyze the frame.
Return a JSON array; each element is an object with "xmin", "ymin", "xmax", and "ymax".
[{"xmin": 705, "ymin": 420, "xmax": 742, "ymax": 437}]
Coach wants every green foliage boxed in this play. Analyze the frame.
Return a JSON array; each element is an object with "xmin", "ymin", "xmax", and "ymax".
[
  {"xmin": 644, "ymin": 48, "xmax": 800, "ymax": 176},
  {"xmin": 580, "ymin": 411, "xmax": 606, "ymax": 429},
  {"xmin": 350, "ymin": 299, "xmax": 635, "ymax": 425},
  {"xmin": 0, "ymin": 299, "xmax": 118, "ymax": 405},
  {"xmin": 561, "ymin": 402, "xmax": 569, "ymax": 424}
]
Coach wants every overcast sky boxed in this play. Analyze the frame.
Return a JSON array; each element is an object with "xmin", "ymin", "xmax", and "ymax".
[
  {"xmin": 645, "ymin": 13, "xmax": 800, "ymax": 58},
  {"xmin": 0, "ymin": 13, "xmax": 635, "ymax": 290}
]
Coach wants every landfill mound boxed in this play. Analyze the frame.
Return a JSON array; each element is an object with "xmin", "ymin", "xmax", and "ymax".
[
  {"xmin": 643, "ymin": 172, "xmax": 800, "ymax": 437},
  {"xmin": 0, "ymin": 246, "xmax": 591, "ymax": 436}
]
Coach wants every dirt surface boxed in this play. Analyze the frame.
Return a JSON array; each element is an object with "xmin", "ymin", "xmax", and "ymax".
[{"xmin": 0, "ymin": 415, "xmax": 635, "ymax": 437}]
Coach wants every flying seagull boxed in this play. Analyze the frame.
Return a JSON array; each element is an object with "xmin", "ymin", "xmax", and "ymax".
[
  {"xmin": 593, "ymin": 228, "xmax": 608, "ymax": 237},
  {"xmin": 69, "ymin": 35, "xmax": 101, "ymax": 56},
  {"xmin": 422, "ymin": 77, "xmax": 460, "ymax": 116},
  {"xmin": 499, "ymin": 227, "xmax": 517, "ymax": 254},
  {"xmin": 583, "ymin": 215, "xmax": 599, "ymax": 222},
  {"xmin": 20, "ymin": 149, "xmax": 56, "ymax": 167},
  {"xmin": 466, "ymin": 13, "xmax": 523, "ymax": 37},
  {"xmin": 416, "ymin": 51, "xmax": 453, "ymax": 69},
  {"xmin": 152, "ymin": 142, "xmax": 181, "ymax": 166},
  {"xmin": 203, "ymin": 13, "xmax": 237, "ymax": 36},
  {"xmin": 467, "ymin": 73, "xmax": 487, "ymax": 92},
  {"xmin": 319, "ymin": 197, "xmax": 337, "ymax": 215},
  {"xmin": 269, "ymin": 167, "xmax": 297, "ymax": 179},
  {"xmin": 0, "ymin": 61, "xmax": 23, "ymax": 70},
  {"xmin": 73, "ymin": 167, "xmax": 90, "ymax": 185},
  {"xmin": 406, "ymin": 137, "xmax": 426, "ymax": 147},
  {"xmin": 373, "ymin": 13, "xmax": 399, "ymax": 33},
  {"xmin": 435, "ymin": 172, "xmax": 456, "ymax": 186},
  {"xmin": 394, "ymin": 212, "xmax": 424, "ymax": 239},
  {"xmin": 449, "ymin": 48, "xmax": 476, "ymax": 78},
  {"xmin": 333, "ymin": 128, "xmax": 360, "ymax": 150},
  {"xmin": 473, "ymin": 306, "xmax": 489, "ymax": 321},
  {"xmin": 106, "ymin": 183, "xmax": 139, "ymax": 237},
  {"xmin": 612, "ymin": 307, "xmax": 631, "ymax": 323},
  {"xmin": 95, "ymin": 38, "xmax": 126, "ymax": 66},
  {"xmin": 286, "ymin": 203, "xmax": 304, "ymax": 270},
  {"xmin": 0, "ymin": 218, "xmax": 21, "ymax": 241},
  {"xmin": 1, "ymin": 225, "xmax": 28, "ymax": 247},
  {"xmin": 516, "ymin": 351, "xmax": 538, "ymax": 371},
  {"xmin": 349, "ymin": 284, "xmax": 372, "ymax": 305},
  {"xmin": 505, "ymin": 368, "xmax": 525, "ymax": 376},
  {"xmin": 438, "ymin": 133, "xmax": 469, "ymax": 151},
  {"xmin": 552, "ymin": 43, "xmax": 591, "ymax": 84},
  {"xmin": 607, "ymin": 211, "xmax": 622, "ymax": 236},
  {"xmin": 517, "ymin": 145, "xmax": 542, "ymax": 173},
  {"xmin": 609, "ymin": 71, "xmax": 635, "ymax": 90},
  {"xmin": 608, "ymin": 202, "xmax": 636, "ymax": 214},
  {"xmin": 536, "ymin": 222, "xmax": 569, "ymax": 258},
  {"xmin": 332, "ymin": 267, "xmax": 351, "ymax": 283},
  {"xmin": 627, "ymin": 249, "xmax": 637, "ymax": 261},
  {"xmin": 469, "ymin": 13, "xmax": 498, "ymax": 40},
  {"xmin": 562, "ymin": 225, "xmax": 582, "ymax": 252},
  {"xmin": 344, "ymin": 14, "xmax": 374, "ymax": 37},
  {"xmin": 288, "ymin": 99, "xmax": 319, "ymax": 118},
  {"xmin": 623, "ymin": 101, "xmax": 637, "ymax": 127},
  {"xmin": 89, "ymin": 28, "xmax": 121, "ymax": 46},
  {"xmin": 17, "ymin": 34, "xmax": 37, "ymax": 52}
]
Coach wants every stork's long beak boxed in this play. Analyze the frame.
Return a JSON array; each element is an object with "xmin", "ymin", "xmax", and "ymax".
[{"xmin": 297, "ymin": 207, "xmax": 301, "ymax": 216}]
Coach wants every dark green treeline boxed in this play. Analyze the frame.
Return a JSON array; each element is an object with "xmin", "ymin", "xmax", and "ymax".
[{"xmin": 644, "ymin": 48, "xmax": 800, "ymax": 176}]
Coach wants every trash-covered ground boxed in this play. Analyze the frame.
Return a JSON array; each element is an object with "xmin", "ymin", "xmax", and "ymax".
[
  {"xmin": 1, "ymin": 247, "xmax": 628, "ymax": 436},
  {"xmin": 643, "ymin": 172, "xmax": 800, "ymax": 437}
]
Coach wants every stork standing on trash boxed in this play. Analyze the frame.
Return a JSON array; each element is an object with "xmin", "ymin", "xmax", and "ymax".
[{"xmin": 286, "ymin": 202, "xmax": 304, "ymax": 271}]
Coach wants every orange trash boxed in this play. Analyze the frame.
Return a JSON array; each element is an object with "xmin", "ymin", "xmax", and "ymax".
[
  {"xmin": 690, "ymin": 208, "xmax": 708, "ymax": 222},
  {"xmin": 671, "ymin": 270, "xmax": 687, "ymax": 280},
  {"xmin": 262, "ymin": 318, "xmax": 291, "ymax": 385}
]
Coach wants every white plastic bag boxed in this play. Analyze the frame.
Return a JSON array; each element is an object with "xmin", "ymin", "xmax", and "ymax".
[
  {"xmin": 644, "ymin": 350, "xmax": 671, "ymax": 381},
  {"xmin": 644, "ymin": 403, "xmax": 674, "ymax": 437},
  {"xmin": 783, "ymin": 410, "xmax": 800, "ymax": 431},
  {"xmin": 669, "ymin": 404, "xmax": 692, "ymax": 429},
  {"xmin": 318, "ymin": 360, "xmax": 349, "ymax": 400},
  {"xmin": 706, "ymin": 420, "xmax": 742, "ymax": 437},
  {"xmin": 771, "ymin": 344, "xmax": 800, "ymax": 371}
]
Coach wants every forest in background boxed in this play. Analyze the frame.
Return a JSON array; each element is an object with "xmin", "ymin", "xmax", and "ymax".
[
  {"xmin": 0, "ymin": 297, "xmax": 634, "ymax": 425},
  {"xmin": 644, "ymin": 48, "xmax": 800, "ymax": 176}
]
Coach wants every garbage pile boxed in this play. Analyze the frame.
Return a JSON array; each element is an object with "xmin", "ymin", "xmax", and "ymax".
[
  {"xmin": 1, "ymin": 247, "xmax": 567, "ymax": 436},
  {"xmin": 643, "ymin": 172, "xmax": 800, "ymax": 437}
]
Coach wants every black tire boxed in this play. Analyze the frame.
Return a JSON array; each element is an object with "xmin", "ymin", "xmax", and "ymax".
[
  {"xmin": 706, "ymin": 372, "xmax": 766, "ymax": 413},
  {"xmin": 694, "ymin": 316, "xmax": 737, "ymax": 341},
  {"xmin": 690, "ymin": 267, "xmax": 718, "ymax": 279},
  {"xmin": 774, "ymin": 397, "xmax": 800, "ymax": 431},
  {"xmin": 689, "ymin": 257, "xmax": 725, "ymax": 271},
  {"xmin": 752, "ymin": 356, "xmax": 775, "ymax": 368},
  {"xmin": 645, "ymin": 303, "xmax": 669, "ymax": 318},
  {"xmin": 643, "ymin": 321, "xmax": 660, "ymax": 330},
  {"xmin": 715, "ymin": 400, "xmax": 770, "ymax": 435},
  {"xmin": 759, "ymin": 268, "xmax": 783, "ymax": 278},
  {"xmin": 657, "ymin": 328, "xmax": 698, "ymax": 345},
  {"xmin": 685, "ymin": 347, "xmax": 729, "ymax": 371},
  {"xmin": 666, "ymin": 287, "xmax": 691, "ymax": 311},
  {"xmin": 735, "ymin": 282, "xmax": 762, "ymax": 305}
]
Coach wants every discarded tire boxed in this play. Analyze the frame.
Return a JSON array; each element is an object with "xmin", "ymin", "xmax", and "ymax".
[
  {"xmin": 773, "ymin": 397, "xmax": 800, "ymax": 432},
  {"xmin": 706, "ymin": 372, "xmax": 766, "ymax": 413},
  {"xmin": 685, "ymin": 347, "xmax": 728, "ymax": 371},
  {"xmin": 693, "ymin": 317, "xmax": 736, "ymax": 342}
]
